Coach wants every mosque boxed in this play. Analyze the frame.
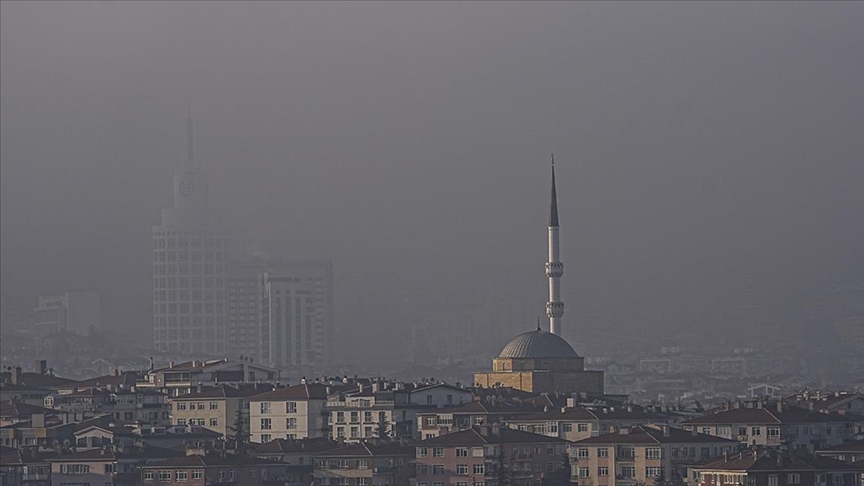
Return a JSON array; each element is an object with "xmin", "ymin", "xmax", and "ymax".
[{"xmin": 473, "ymin": 161, "xmax": 605, "ymax": 394}]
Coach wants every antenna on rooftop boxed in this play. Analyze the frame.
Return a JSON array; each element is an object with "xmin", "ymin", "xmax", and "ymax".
[{"xmin": 186, "ymin": 101, "xmax": 195, "ymax": 169}]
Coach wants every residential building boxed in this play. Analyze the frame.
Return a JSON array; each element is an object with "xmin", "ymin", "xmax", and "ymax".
[
  {"xmin": 416, "ymin": 400, "xmax": 544, "ymax": 439},
  {"xmin": 313, "ymin": 442, "xmax": 414, "ymax": 486},
  {"xmin": 248, "ymin": 383, "xmax": 330, "ymax": 443},
  {"xmin": 140, "ymin": 452, "xmax": 288, "ymax": 485},
  {"xmin": 44, "ymin": 387, "xmax": 170, "ymax": 425},
  {"xmin": 568, "ymin": 424, "xmax": 738, "ymax": 486},
  {"xmin": 137, "ymin": 359, "xmax": 280, "ymax": 397},
  {"xmin": 0, "ymin": 446, "xmax": 54, "ymax": 486},
  {"xmin": 168, "ymin": 384, "xmax": 273, "ymax": 437},
  {"xmin": 251, "ymin": 438, "xmax": 342, "ymax": 486},
  {"xmin": 415, "ymin": 425, "xmax": 568, "ymax": 486},
  {"xmin": 681, "ymin": 402, "xmax": 857, "ymax": 450},
  {"xmin": 32, "ymin": 292, "xmax": 101, "ymax": 336},
  {"xmin": 505, "ymin": 406, "xmax": 669, "ymax": 442},
  {"xmin": 689, "ymin": 450, "xmax": 864, "ymax": 486},
  {"xmin": 46, "ymin": 445, "xmax": 184, "ymax": 486},
  {"xmin": 327, "ymin": 383, "xmax": 473, "ymax": 441},
  {"xmin": 817, "ymin": 440, "xmax": 864, "ymax": 464}
]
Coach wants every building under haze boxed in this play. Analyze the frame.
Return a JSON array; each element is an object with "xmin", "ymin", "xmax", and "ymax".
[
  {"xmin": 152, "ymin": 155, "xmax": 230, "ymax": 354},
  {"xmin": 474, "ymin": 163, "xmax": 604, "ymax": 394},
  {"xmin": 227, "ymin": 259, "xmax": 333, "ymax": 369},
  {"xmin": 32, "ymin": 291, "xmax": 101, "ymax": 337}
]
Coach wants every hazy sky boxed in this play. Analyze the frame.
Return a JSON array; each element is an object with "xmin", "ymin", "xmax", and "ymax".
[{"xmin": 2, "ymin": 2, "xmax": 862, "ymax": 355}]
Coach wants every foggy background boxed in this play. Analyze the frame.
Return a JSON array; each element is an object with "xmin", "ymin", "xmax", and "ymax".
[{"xmin": 2, "ymin": 2, "xmax": 862, "ymax": 363}]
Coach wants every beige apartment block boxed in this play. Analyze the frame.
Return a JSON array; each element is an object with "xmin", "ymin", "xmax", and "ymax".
[
  {"xmin": 506, "ymin": 406, "xmax": 668, "ymax": 442},
  {"xmin": 569, "ymin": 425, "xmax": 737, "ymax": 486},
  {"xmin": 248, "ymin": 383, "xmax": 329, "ymax": 444},
  {"xmin": 169, "ymin": 384, "xmax": 272, "ymax": 438}
]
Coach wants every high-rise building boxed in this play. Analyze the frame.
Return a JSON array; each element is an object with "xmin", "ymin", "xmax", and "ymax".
[
  {"xmin": 226, "ymin": 260, "xmax": 332, "ymax": 369},
  {"xmin": 32, "ymin": 291, "xmax": 101, "ymax": 336},
  {"xmin": 152, "ymin": 125, "xmax": 229, "ymax": 354}
]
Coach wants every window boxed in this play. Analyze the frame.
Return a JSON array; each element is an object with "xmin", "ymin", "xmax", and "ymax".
[
  {"xmin": 197, "ymin": 402, "xmax": 205, "ymax": 410},
  {"xmin": 577, "ymin": 448, "xmax": 589, "ymax": 459},
  {"xmin": 417, "ymin": 464, "xmax": 429, "ymax": 475},
  {"xmin": 364, "ymin": 411, "xmax": 373, "ymax": 422},
  {"xmin": 598, "ymin": 448, "xmax": 609, "ymax": 457},
  {"xmin": 599, "ymin": 466, "xmax": 609, "ymax": 476},
  {"xmin": 351, "ymin": 411, "xmax": 359, "ymax": 423},
  {"xmin": 579, "ymin": 467, "xmax": 590, "ymax": 478},
  {"xmin": 751, "ymin": 427, "xmax": 761, "ymax": 436},
  {"xmin": 457, "ymin": 483, "xmax": 469, "ymax": 486},
  {"xmin": 832, "ymin": 474, "xmax": 843, "ymax": 486},
  {"xmin": 60, "ymin": 464, "xmax": 90, "ymax": 475},
  {"xmin": 456, "ymin": 447, "xmax": 468, "ymax": 457},
  {"xmin": 286, "ymin": 418, "xmax": 297, "ymax": 429},
  {"xmin": 145, "ymin": 470, "xmax": 154, "ymax": 480},
  {"xmin": 788, "ymin": 474, "xmax": 800, "ymax": 484},
  {"xmin": 350, "ymin": 426, "xmax": 359, "ymax": 438},
  {"xmin": 336, "ymin": 427, "xmax": 344, "ymax": 438},
  {"xmin": 210, "ymin": 418, "xmax": 218, "ymax": 427},
  {"xmin": 457, "ymin": 464, "xmax": 469, "ymax": 474},
  {"xmin": 473, "ymin": 447, "xmax": 485, "ymax": 457},
  {"xmin": 562, "ymin": 423, "xmax": 572, "ymax": 432},
  {"xmin": 646, "ymin": 448, "xmax": 663, "ymax": 459},
  {"xmin": 473, "ymin": 464, "xmax": 485, "ymax": 474},
  {"xmin": 621, "ymin": 466, "xmax": 635, "ymax": 478},
  {"xmin": 260, "ymin": 402, "xmax": 271, "ymax": 414},
  {"xmin": 285, "ymin": 401, "xmax": 297, "ymax": 413},
  {"xmin": 738, "ymin": 427, "xmax": 747, "ymax": 436},
  {"xmin": 104, "ymin": 464, "xmax": 115, "ymax": 473},
  {"xmin": 336, "ymin": 412, "xmax": 345, "ymax": 423},
  {"xmin": 432, "ymin": 465, "xmax": 445, "ymax": 474},
  {"xmin": 158, "ymin": 471, "xmax": 171, "ymax": 481},
  {"xmin": 209, "ymin": 401, "xmax": 218, "ymax": 410},
  {"xmin": 260, "ymin": 418, "xmax": 272, "ymax": 430},
  {"xmin": 702, "ymin": 427, "xmax": 711, "ymax": 434},
  {"xmin": 192, "ymin": 471, "xmax": 202, "ymax": 479},
  {"xmin": 260, "ymin": 434, "xmax": 271, "ymax": 443},
  {"xmin": 175, "ymin": 471, "xmax": 188, "ymax": 481},
  {"xmin": 433, "ymin": 447, "xmax": 445, "ymax": 457},
  {"xmin": 646, "ymin": 467, "xmax": 663, "ymax": 478},
  {"xmin": 578, "ymin": 423, "xmax": 589, "ymax": 432},
  {"xmin": 176, "ymin": 402, "xmax": 187, "ymax": 410},
  {"xmin": 356, "ymin": 459, "xmax": 368, "ymax": 469},
  {"xmin": 767, "ymin": 427, "xmax": 780, "ymax": 438}
]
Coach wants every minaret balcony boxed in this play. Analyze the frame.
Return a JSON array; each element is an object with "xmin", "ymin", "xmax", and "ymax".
[
  {"xmin": 546, "ymin": 301, "xmax": 564, "ymax": 317},
  {"xmin": 545, "ymin": 262, "xmax": 564, "ymax": 277}
]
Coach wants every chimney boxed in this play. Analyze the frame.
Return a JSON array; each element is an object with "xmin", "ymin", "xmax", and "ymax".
[
  {"xmin": 662, "ymin": 425, "xmax": 670, "ymax": 437},
  {"xmin": 112, "ymin": 369, "xmax": 120, "ymax": 377},
  {"xmin": 358, "ymin": 384, "xmax": 364, "ymax": 393},
  {"xmin": 35, "ymin": 360, "xmax": 47, "ymax": 375},
  {"xmin": 618, "ymin": 428, "xmax": 630, "ymax": 435},
  {"xmin": 756, "ymin": 401, "xmax": 763, "ymax": 409},
  {"xmin": 169, "ymin": 361, "xmax": 174, "ymax": 369},
  {"xmin": 691, "ymin": 427, "xmax": 698, "ymax": 437},
  {"xmin": 12, "ymin": 366, "xmax": 22, "ymax": 385},
  {"xmin": 491, "ymin": 424, "xmax": 500, "ymax": 436},
  {"xmin": 776, "ymin": 402, "xmax": 783, "ymax": 413},
  {"xmin": 32, "ymin": 413, "xmax": 45, "ymax": 428},
  {"xmin": 196, "ymin": 383, "xmax": 203, "ymax": 394}
]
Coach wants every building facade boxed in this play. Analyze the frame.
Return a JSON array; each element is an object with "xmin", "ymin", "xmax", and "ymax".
[{"xmin": 248, "ymin": 383, "xmax": 330, "ymax": 444}]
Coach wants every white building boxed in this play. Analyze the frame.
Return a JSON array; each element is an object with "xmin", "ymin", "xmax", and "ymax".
[{"xmin": 152, "ymin": 162, "xmax": 230, "ymax": 354}]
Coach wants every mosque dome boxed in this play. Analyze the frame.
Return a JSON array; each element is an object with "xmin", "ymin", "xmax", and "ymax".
[{"xmin": 497, "ymin": 329, "xmax": 580, "ymax": 359}]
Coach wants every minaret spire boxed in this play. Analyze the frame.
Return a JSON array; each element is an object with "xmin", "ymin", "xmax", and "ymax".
[
  {"xmin": 546, "ymin": 153, "xmax": 564, "ymax": 335},
  {"xmin": 186, "ymin": 101, "xmax": 195, "ymax": 168}
]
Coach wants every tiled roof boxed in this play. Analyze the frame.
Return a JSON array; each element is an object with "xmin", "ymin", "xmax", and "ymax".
[
  {"xmin": 73, "ymin": 372, "xmax": 142, "ymax": 389},
  {"xmin": 252, "ymin": 437, "xmax": 341, "ymax": 454},
  {"xmin": 174, "ymin": 384, "xmax": 274, "ymax": 400},
  {"xmin": 682, "ymin": 406, "xmax": 853, "ymax": 425},
  {"xmin": 0, "ymin": 400, "xmax": 59, "ymax": 418},
  {"xmin": 421, "ymin": 400, "xmax": 542, "ymax": 415},
  {"xmin": 571, "ymin": 425, "xmax": 738, "ymax": 445},
  {"xmin": 695, "ymin": 451, "xmax": 864, "ymax": 472},
  {"xmin": 818, "ymin": 440, "xmax": 864, "ymax": 453},
  {"xmin": 142, "ymin": 453, "xmax": 285, "ymax": 468},
  {"xmin": 314, "ymin": 442, "xmax": 414, "ymax": 458},
  {"xmin": 248, "ymin": 383, "xmax": 329, "ymax": 401},
  {"xmin": 45, "ymin": 445, "xmax": 184, "ymax": 462},
  {"xmin": 419, "ymin": 426, "xmax": 566, "ymax": 446}
]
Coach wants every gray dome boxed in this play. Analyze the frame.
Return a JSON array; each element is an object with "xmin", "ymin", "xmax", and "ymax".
[{"xmin": 498, "ymin": 329, "xmax": 579, "ymax": 359}]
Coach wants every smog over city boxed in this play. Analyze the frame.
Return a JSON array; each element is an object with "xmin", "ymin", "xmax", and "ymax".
[{"xmin": 0, "ymin": 3, "xmax": 863, "ymax": 478}]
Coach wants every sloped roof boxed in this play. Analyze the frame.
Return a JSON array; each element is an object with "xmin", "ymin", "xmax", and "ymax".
[
  {"xmin": 0, "ymin": 400, "xmax": 59, "ymax": 419},
  {"xmin": 248, "ymin": 383, "xmax": 329, "ymax": 401},
  {"xmin": 695, "ymin": 451, "xmax": 864, "ymax": 472},
  {"xmin": 420, "ymin": 426, "xmax": 566, "ymax": 446},
  {"xmin": 252, "ymin": 437, "xmax": 341, "ymax": 454},
  {"xmin": 174, "ymin": 384, "xmax": 274, "ymax": 400},
  {"xmin": 683, "ymin": 406, "xmax": 853, "ymax": 425},
  {"xmin": 818, "ymin": 439, "xmax": 864, "ymax": 453},
  {"xmin": 314, "ymin": 442, "xmax": 414, "ymax": 458},
  {"xmin": 142, "ymin": 453, "xmax": 285, "ymax": 468},
  {"xmin": 570, "ymin": 425, "xmax": 738, "ymax": 445}
]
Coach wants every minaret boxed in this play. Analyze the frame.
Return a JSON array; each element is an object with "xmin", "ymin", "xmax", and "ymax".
[{"xmin": 546, "ymin": 155, "xmax": 565, "ymax": 335}]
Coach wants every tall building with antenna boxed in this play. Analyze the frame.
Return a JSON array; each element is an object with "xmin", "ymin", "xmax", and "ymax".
[{"xmin": 152, "ymin": 115, "xmax": 230, "ymax": 354}]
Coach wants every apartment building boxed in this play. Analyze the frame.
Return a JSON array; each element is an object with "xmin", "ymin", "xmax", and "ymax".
[
  {"xmin": 505, "ymin": 406, "xmax": 668, "ymax": 442},
  {"xmin": 416, "ymin": 400, "xmax": 544, "ymax": 439},
  {"xmin": 140, "ymin": 452, "xmax": 288, "ymax": 485},
  {"xmin": 415, "ymin": 425, "xmax": 568, "ymax": 486},
  {"xmin": 168, "ymin": 384, "xmax": 273, "ymax": 437},
  {"xmin": 312, "ymin": 442, "xmax": 414, "ymax": 486},
  {"xmin": 689, "ymin": 450, "xmax": 864, "ymax": 486},
  {"xmin": 137, "ymin": 359, "xmax": 280, "ymax": 397},
  {"xmin": 248, "ymin": 383, "xmax": 330, "ymax": 443},
  {"xmin": 46, "ymin": 445, "xmax": 184, "ymax": 486},
  {"xmin": 327, "ymin": 383, "xmax": 473, "ymax": 441},
  {"xmin": 681, "ymin": 403, "xmax": 857, "ymax": 450},
  {"xmin": 569, "ymin": 425, "xmax": 738, "ymax": 486}
]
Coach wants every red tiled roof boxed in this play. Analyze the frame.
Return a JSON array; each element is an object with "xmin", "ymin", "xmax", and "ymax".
[
  {"xmin": 570, "ymin": 425, "xmax": 738, "ymax": 445},
  {"xmin": 248, "ymin": 383, "xmax": 329, "ymax": 401},
  {"xmin": 419, "ymin": 426, "xmax": 566, "ymax": 446}
]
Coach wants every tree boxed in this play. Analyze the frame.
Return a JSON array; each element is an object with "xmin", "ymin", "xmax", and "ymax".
[
  {"xmin": 374, "ymin": 419, "xmax": 390, "ymax": 439},
  {"xmin": 654, "ymin": 469, "xmax": 670, "ymax": 486},
  {"xmin": 494, "ymin": 446, "xmax": 512, "ymax": 486},
  {"xmin": 228, "ymin": 407, "xmax": 249, "ymax": 454},
  {"xmin": 541, "ymin": 452, "xmax": 572, "ymax": 486}
]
